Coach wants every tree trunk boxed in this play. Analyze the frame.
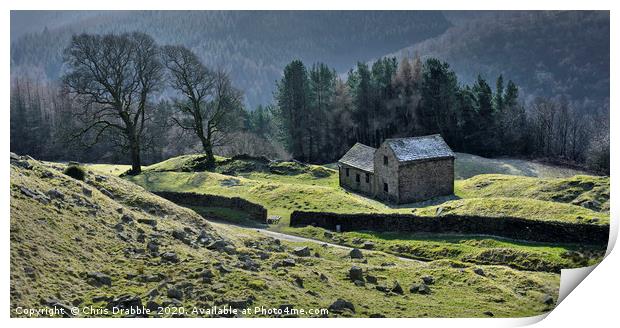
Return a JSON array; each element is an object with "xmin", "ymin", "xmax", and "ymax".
[
  {"xmin": 128, "ymin": 133, "xmax": 142, "ymax": 175},
  {"xmin": 201, "ymin": 132, "xmax": 215, "ymax": 169}
]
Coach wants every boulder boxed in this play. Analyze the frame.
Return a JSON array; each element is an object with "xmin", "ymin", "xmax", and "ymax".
[
  {"xmin": 82, "ymin": 187, "xmax": 93, "ymax": 197},
  {"xmin": 328, "ymin": 299, "xmax": 355, "ymax": 313},
  {"xmin": 293, "ymin": 246, "xmax": 311, "ymax": 257},
  {"xmin": 293, "ymin": 276, "xmax": 304, "ymax": 288},
  {"xmin": 147, "ymin": 241, "xmax": 159, "ymax": 253},
  {"xmin": 348, "ymin": 266, "xmax": 364, "ymax": 281},
  {"xmin": 421, "ymin": 275, "xmax": 435, "ymax": 285},
  {"xmin": 121, "ymin": 214, "xmax": 134, "ymax": 224},
  {"xmin": 391, "ymin": 281, "xmax": 404, "ymax": 294},
  {"xmin": 272, "ymin": 258, "xmax": 296, "ymax": 269},
  {"xmin": 138, "ymin": 218, "xmax": 157, "ymax": 227},
  {"xmin": 473, "ymin": 268, "xmax": 486, "ymax": 277},
  {"xmin": 543, "ymin": 294, "xmax": 555, "ymax": 305},
  {"xmin": 160, "ymin": 252, "xmax": 179, "ymax": 263},
  {"xmin": 167, "ymin": 287, "xmax": 183, "ymax": 300},
  {"xmin": 361, "ymin": 241, "xmax": 375, "ymax": 250},
  {"xmin": 86, "ymin": 272, "xmax": 112, "ymax": 287},
  {"xmin": 365, "ymin": 275, "xmax": 378, "ymax": 284},
  {"xmin": 410, "ymin": 283, "xmax": 431, "ymax": 295},
  {"xmin": 349, "ymin": 248, "xmax": 364, "ymax": 259},
  {"xmin": 47, "ymin": 189, "xmax": 65, "ymax": 200}
]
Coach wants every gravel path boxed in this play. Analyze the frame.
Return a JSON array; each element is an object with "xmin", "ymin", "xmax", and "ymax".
[{"xmin": 209, "ymin": 221, "xmax": 424, "ymax": 264}]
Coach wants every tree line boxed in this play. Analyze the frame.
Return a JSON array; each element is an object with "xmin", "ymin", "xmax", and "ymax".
[
  {"xmin": 10, "ymin": 32, "xmax": 609, "ymax": 175},
  {"xmin": 263, "ymin": 56, "xmax": 608, "ymax": 173}
]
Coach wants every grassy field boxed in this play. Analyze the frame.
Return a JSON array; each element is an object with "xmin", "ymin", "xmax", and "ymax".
[
  {"xmin": 11, "ymin": 156, "xmax": 561, "ymax": 318},
  {"xmin": 84, "ymin": 154, "xmax": 609, "ymax": 275}
]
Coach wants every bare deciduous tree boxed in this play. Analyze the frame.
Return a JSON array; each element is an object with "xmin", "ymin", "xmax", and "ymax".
[
  {"xmin": 62, "ymin": 32, "xmax": 162, "ymax": 174},
  {"xmin": 162, "ymin": 45, "xmax": 243, "ymax": 168}
]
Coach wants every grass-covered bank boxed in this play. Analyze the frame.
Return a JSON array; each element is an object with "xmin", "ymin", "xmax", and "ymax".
[{"xmin": 280, "ymin": 226, "xmax": 605, "ymax": 273}]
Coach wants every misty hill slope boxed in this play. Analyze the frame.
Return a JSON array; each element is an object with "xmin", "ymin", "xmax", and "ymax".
[
  {"xmin": 10, "ymin": 154, "xmax": 560, "ymax": 318},
  {"xmin": 393, "ymin": 11, "xmax": 609, "ymax": 110},
  {"xmin": 10, "ymin": 11, "xmax": 450, "ymax": 108}
]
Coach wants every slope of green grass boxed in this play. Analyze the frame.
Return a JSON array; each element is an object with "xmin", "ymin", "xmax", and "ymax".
[
  {"xmin": 413, "ymin": 197, "xmax": 607, "ymax": 224},
  {"xmin": 11, "ymin": 156, "xmax": 561, "ymax": 318},
  {"xmin": 455, "ymin": 174, "xmax": 609, "ymax": 212}
]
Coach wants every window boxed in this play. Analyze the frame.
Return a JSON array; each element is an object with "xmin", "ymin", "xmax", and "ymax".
[
  {"xmin": 384, "ymin": 183, "xmax": 388, "ymax": 192},
  {"xmin": 356, "ymin": 173, "xmax": 360, "ymax": 183},
  {"xmin": 383, "ymin": 156, "xmax": 388, "ymax": 165},
  {"xmin": 365, "ymin": 173, "xmax": 370, "ymax": 183},
  {"xmin": 345, "ymin": 168, "xmax": 349, "ymax": 177}
]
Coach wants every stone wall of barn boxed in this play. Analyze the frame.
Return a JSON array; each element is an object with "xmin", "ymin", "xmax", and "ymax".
[
  {"xmin": 373, "ymin": 144, "xmax": 400, "ymax": 202},
  {"xmin": 338, "ymin": 164, "xmax": 374, "ymax": 196},
  {"xmin": 398, "ymin": 157, "xmax": 454, "ymax": 204}
]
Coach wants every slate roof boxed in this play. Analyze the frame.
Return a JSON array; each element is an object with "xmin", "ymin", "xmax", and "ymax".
[
  {"xmin": 338, "ymin": 142, "xmax": 376, "ymax": 172},
  {"xmin": 385, "ymin": 134, "xmax": 454, "ymax": 163}
]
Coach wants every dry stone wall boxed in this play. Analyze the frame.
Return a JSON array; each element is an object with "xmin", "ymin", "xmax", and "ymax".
[{"xmin": 290, "ymin": 211, "xmax": 609, "ymax": 245}]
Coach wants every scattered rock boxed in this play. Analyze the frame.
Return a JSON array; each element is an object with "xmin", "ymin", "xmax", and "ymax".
[
  {"xmin": 214, "ymin": 262, "xmax": 233, "ymax": 274},
  {"xmin": 365, "ymin": 275, "xmax": 377, "ymax": 284},
  {"xmin": 349, "ymin": 248, "xmax": 364, "ymax": 259},
  {"xmin": 82, "ymin": 187, "xmax": 93, "ymax": 197},
  {"xmin": 293, "ymin": 246, "xmax": 311, "ymax": 257},
  {"xmin": 147, "ymin": 241, "xmax": 159, "ymax": 253},
  {"xmin": 19, "ymin": 186, "xmax": 49, "ymax": 204},
  {"xmin": 99, "ymin": 188, "xmax": 114, "ymax": 199},
  {"xmin": 328, "ymin": 299, "xmax": 355, "ymax": 313},
  {"xmin": 146, "ymin": 300, "xmax": 160, "ymax": 311},
  {"xmin": 483, "ymin": 311, "xmax": 494, "ymax": 317},
  {"xmin": 13, "ymin": 160, "xmax": 33, "ymax": 170},
  {"xmin": 167, "ymin": 287, "xmax": 183, "ymax": 300},
  {"xmin": 46, "ymin": 189, "xmax": 65, "ymax": 200},
  {"xmin": 376, "ymin": 285, "xmax": 390, "ymax": 292},
  {"xmin": 361, "ymin": 241, "xmax": 375, "ymax": 250},
  {"xmin": 121, "ymin": 214, "xmax": 134, "ymax": 224},
  {"xmin": 272, "ymin": 258, "xmax": 296, "ymax": 269},
  {"xmin": 160, "ymin": 252, "xmax": 179, "ymax": 263},
  {"xmin": 421, "ymin": 275, "xmax": 435, "ymax": 285},
  {"xmin": 543, "ymin": 294, "xmax": 555, "ymax": 305},
  {"xmin": 391, "ymin": 281, "xmax": 404, "ymax": 294},
  {"xmin": 172, "ymin": 229, "xmax": 189, "ymax": 243},
  {"xmin": 473, "ymin": 268, "xmax": 486, "ymax": 277},
  {"xmin": 349, "ymin": 266, "xmax": 364, "ymax": 281},
  {"xmin": 410, "ymin": 283, "xmax": 431, "ymax": 295},
  {"xmin": 352, "ymin": 238, "xmax": 363, "ymax": 244},
  {"xmin": 228, "ymin": 297, "xmax": 254, "ymax": 309},
  {"xmin": 353, "ymin": 280, "xmax": 365, "ymax": 287},
  {"xmin": 293, "ymin": 276, "xmax": 304, "ymax": 288},
  {"xmin": 138, "ymin": 218, "xmax": 157, "ymax": 227},
  {"xmin": 197, "ymin": 230, "xmax": 211, "ymax": 244},
  {"xmin": 319, "ymin": 273, "xmax": 329, "ymax": 282},
  {"xmin": 86, "ymin": 272, "xmax": 112, "ymax": 287}
]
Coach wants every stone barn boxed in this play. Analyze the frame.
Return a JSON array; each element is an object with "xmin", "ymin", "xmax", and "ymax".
[{"xmin": 338, "ymin": 134, "xmax": 455, "ymax": 204}]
